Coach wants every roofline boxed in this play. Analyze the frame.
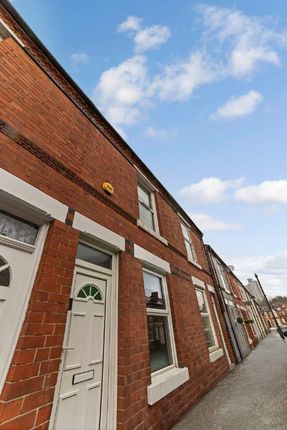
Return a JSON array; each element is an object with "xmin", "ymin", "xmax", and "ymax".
[
  {"xmin": 205, "ymin": 244, "xmax": 255, "ymax": 298},
  {"xmin": 1, "ymin": 0, "xmax": 203, "ymax": 237}
]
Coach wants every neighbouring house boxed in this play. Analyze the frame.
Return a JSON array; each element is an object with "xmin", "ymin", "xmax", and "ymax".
[
  {"xmin": 0, "ymin": 3, "xmax": 239, "ymax": 429},
  {"xmin": 263, "ymin": 307, "xmax": 287, "ymax": 328},
  {"xmin": 245, "ymin": 278, "xmax": 266, "ymax": 309},
  {"xmin": 205, "ymin": 246, "xmax": 268, "ymax": 363}
]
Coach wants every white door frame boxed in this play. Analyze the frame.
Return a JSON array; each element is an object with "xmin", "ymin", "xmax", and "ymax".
[
  {"xmin": 0, "ymin": 223, "xmax": 49, "ymax": 394},
  {"xmin": 50, "ymin": 240, "xmax": 118, "ymax": 430}
]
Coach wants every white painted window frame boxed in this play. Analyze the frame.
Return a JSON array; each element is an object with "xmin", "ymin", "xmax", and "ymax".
[
  {"xmin": 135, "ymin": 245, "xmax": 189, "ymax": 404},
  {"xmin": 136, "ymin": 174, "xmax": 167, "ymax": 245},
  {"xmin": 181, "ymin": 222, "xmax": 198, "ymax": 266},
  {"xmin": 196, "ymin": 288, "xmax": 219, "ymax": 353},
  {"xmin": 144, "ymin": 268, "xmax": 178, "ymax": 377},
  {"xmin": 214, "ymin": 258, "xmax": 230, "ymax": 293}
]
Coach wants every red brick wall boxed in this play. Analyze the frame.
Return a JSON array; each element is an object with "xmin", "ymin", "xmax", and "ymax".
[
  {"xmin": 0, "ymin": 20, "xmax": 236, "ymax": 429},
  {"xmin": 0, "ymin": 221, "xmax": 79, "ymax": 429},
  {"xmin": 117, "ymin": 253, "xmax": 231, "ymax": 430}
]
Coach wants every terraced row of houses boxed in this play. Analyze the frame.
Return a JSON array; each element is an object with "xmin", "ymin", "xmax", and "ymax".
[{"xmin": 0, "ymin": 1, "xmax": 269, "ymax": 429}]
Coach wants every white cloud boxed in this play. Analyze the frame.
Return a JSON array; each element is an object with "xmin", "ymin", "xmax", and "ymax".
[
  {"xmin": 144, "ymin": 127, "xmax": 168, "ymax": 139},
  {"xmin": 189, "ymin": 212, "xmax": 242, "ymax": 232},
  {"xmin": 150, "ymin": 52, "xmax": 215, "ymax": 101},
  {"xmin": 179, "ymin": 177, "xmax": 244, "ymax": 205},
  {"xmin": 70, "ymin": 52, "xmax": 90, "ymax": 65},
  {"xmin": 117, "ymin": 16, "xmax": 142, "ymax": 33},
  {"xmin": 93, "ymin": 55, "xmax": 150, "ymax": 127},
  {"xmin": 94, "ymin": 7, "xmax": 287, "ymax": 129},
  {"xmin": 235, "ymin": 180, "xmax": 287, "ymax": 204},
  {"xmin": 134, "ymin": 25, "xmax": 171, "ymax": 52},
  {"xmin": 211, "ymin": 90, "xmax": 263, "ymax": 120},
  {"xmin": 224, "ymin": 251, "xmax": 287, "ymax": 297},
  {"xmin": 118, "ymin": 16, "xmax": 170, "ymax": 53},
  {"xmin": 198, "ymin": 5, "xmax": 282, "ymax": 77}
]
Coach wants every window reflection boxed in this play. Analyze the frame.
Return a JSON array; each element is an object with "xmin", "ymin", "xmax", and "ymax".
[
  {"xmin": 148, "ymin": 315, "xmax": 172, "ymax": 372},
  {"xmin": 77, "ymin": 243, "xmax": 112, "ymax": 269},
  {"xmin": 143, "ymin": 271, "xmax": 166, "ymax": 309},
  {"xmin": 0, "ymin": 211, "xmax": 38, "ymax": 245}
]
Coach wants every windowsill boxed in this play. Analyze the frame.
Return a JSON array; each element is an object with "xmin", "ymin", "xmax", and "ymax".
[
  {"xmin": 209, "ymin": 348, "xmax": 224, "ymax": 363},
  {"xmin": 187, "ymin": 257, "xmax": 202, "ymax": 270},
  {"xmin": 147, "ymin": 367, "xmax": 189, "ymax": 405},
  {"xmin": 137, "ymin": 220, "xmax": 168, "ymax": 245}
]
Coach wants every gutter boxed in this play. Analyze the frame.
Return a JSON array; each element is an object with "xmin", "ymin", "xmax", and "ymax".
[{"xmin": 0, "ymin": 0, "xmax": 203, "ymax": 238}]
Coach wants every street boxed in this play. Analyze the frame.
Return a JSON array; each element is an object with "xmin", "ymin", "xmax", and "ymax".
[{"xmin": 173, "ymin": 332, "xmax": 287, "ymax": 430}]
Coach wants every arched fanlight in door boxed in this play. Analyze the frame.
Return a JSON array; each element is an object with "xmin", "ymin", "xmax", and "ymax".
[
  {"xmin": 0, "ymin": 257, "xmax": 11, "ymax": 287},
  {"xmin": 77, "ymin": 284, "xmax": 102, "ymax": 301}
]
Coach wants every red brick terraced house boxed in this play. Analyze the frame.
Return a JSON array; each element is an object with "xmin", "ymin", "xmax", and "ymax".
[
  {"xmin": 205, "ymin": 246, "xmax": 268, "ymax": 364},
  {"xmin": 0, "ymin": 3, "xmax": 241, "ymax": 429}
]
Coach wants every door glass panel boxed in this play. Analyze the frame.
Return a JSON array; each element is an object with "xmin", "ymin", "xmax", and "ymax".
[
  {"xmin": 143, "ymin": 271, "xmax": 166, "ymax": 309},
  {"xmin": 77, "ymin": 243, "xmax": 112, "ymax": 269},
  {"xmin": 0, "ymin": 210, "xmax": 38, "ymax": 245},
  {"xmin": 148, "ymin": 315, "xmax": 172, "ymax": 372},
  {"xmin": 0, "ymin": 257, "xmax": 10, "ymax": 287},
  {"xmin": 77, "ymin": 284, "xmax": 103, "ymax": 301}
]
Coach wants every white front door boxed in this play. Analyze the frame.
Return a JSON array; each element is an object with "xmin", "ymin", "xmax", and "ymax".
[
  {"xmin": 0, "ymin": 243, "xmax": 35, "ymax": 380},
  {"xmin": 53, "ymin": 263, "xmax": 112, "ymax": 430}
]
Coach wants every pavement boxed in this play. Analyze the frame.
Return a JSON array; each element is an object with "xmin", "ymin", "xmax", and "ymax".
[{"xmin": 173, "ymin": 332, "xmax": 287, "ymax": 430}]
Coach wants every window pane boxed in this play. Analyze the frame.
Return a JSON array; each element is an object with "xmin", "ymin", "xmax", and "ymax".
[
  {"xmin": 138, "ymin": 184, "xmax": 151, "ymax": 207},
  {"xmin": 181, "ymin": 223, "xmax": 189, "ymax": 240},
  {"xmin": 143, "ymin": 271, "xmax": 166, "ymax": 309},
  {"xmin": 202, "ymin": 316, "xmax": 216, "ymax": 348},
  {"xmin": 147, "ymin": 315, "xmax": 172, "ymax": 372},
  {"xmin": 196, "ymin": 290, "xmax": 207, "ymax": 313},
  {"xmin": 77, "ymin": 243, "xmax": 112, "ymax": 269},
  {"xmin": 185, "ymin": 240, "xmax": 195, "ymax": 261},
  {"xmin": 0, "ymin": 267, "xmax": 10, "ymax": 287},
  {"xmin": 0, "ymin": 211, "xmax": 38, "ymax": 245},
  {"xmin": 139, "ymin": 203, "xmax": 155, "ymax": 230}
]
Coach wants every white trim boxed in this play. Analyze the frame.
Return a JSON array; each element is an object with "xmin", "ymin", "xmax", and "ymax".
[
  {"xmin": 137, "ymin": 219, "xmax": 168, "ymax": 245},
  {"xmin": 137, "ymin": 175, "xmax": 166, "ymax": 244},
  {"xmin": 147, "ymin": 367, "xmax": 189, "ymax": 405},
  {"xmin": 0, "ymin": 19, "xmax": 25, "ymax": 47},
  {"xmin": 188, "ymin": 258, "xmax": 202, "ymax": 270},
  {"xmin": 207, "ymin": 284, "xmax": 215, "ymax": 294},
  {"xmin": 196, "ymin": 288, "xmax": 219, "ymax": 352},
  {"xmin": 73, "ymin": 212, "xmax": 125, "ymax": 252},
  {"xmin": 0, "ymin": 168, "xmax": 67, "ymax": 223},
  {"xmin": 49, "ymin": 248, "xmax": 118, "ymax": 430},
  {"xmin": 177, "ymin": 211, "xmax": 191, "ymax": 228},
  {"xmin": 209, "ymin": 348, "xmax": 224, "ymax": 363},
  {"xmin": 144, "ymin": 269, "xmax": 178, "ymax": 372},
  {"xmin": 0, "ymin": 224, "xmax": 48, "ymax": 394},
  {"xmin": 134, "ymin": 244, "xmax": 170, "ymax": 274},
  {"xmin": 134, "ymin": 165, "xmax": 159, "ymax": 192},
  {"xmin": 225, "ymin": 299, "xmax": 234, "ymax": 307},
  {"xmin": 0, "ymin": 236, "xmax": 35, "ymax": 254},
  {"xmin": 237, "ymin": 305, "xmax": 247, "ymax": 311},
  {"xmin": 191, "ymin": 276, "xmax": 205, "ymax": 289}
]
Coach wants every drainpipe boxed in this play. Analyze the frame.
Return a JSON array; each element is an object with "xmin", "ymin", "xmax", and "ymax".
[
  {"xmin": 255, "ymin": 274, "xmax": 285, "ymax": 341},
  {"xmin": 205, "ymin": 246, "xmax": 243, "ymax": 361}
]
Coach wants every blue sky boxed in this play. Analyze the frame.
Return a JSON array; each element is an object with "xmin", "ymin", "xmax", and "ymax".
[{"xmin": 11, "ymin": 0, "xmax": 287, "ymax": 297}]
